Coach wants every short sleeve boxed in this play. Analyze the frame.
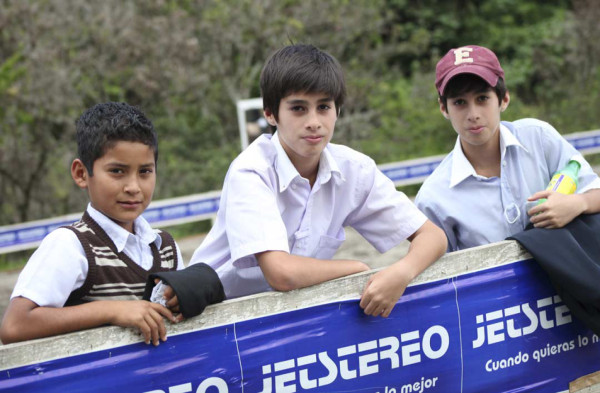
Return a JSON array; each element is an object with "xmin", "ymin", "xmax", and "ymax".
[
  {"xmin": 540, "ymin": 123, "xmax": 600, "ymax": 193},
  {"xmin": 346, "ymin": 162, "xmax": 427, "ymax": 253},
  {"xmin": 225, "ymin": 169, "xmax": 290, "ymax": 265},
  {"xmin": 11, "ymin": 228, "xmax": 88, "ymax": 308},
  {"xmin": 415, "ymin": 190, "xmax": 456, "ymax": 252},
  {"xmin": 174, "ymin": 241, "xmax": 185, "ymax": 270}
]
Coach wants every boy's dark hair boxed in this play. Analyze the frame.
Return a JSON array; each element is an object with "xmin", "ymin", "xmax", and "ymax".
[
  {"xmin": 260, "ymin": 44, "xmax": 346, "ymax": 126},
  {"xmin": 439, "ymin": 74, "xmax": 508, "ymax": 111},
  {"xmin": 75, "ymin": 102, "xmax": 158, "ymax": 175}
]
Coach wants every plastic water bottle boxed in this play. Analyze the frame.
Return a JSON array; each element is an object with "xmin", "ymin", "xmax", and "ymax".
[{"xmin": 537, "ymin": 159, "xmax": 581, "ymax": 204}]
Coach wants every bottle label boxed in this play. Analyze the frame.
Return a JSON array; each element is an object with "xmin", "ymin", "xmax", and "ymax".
[{"xmin": 546, "ymin": 174, "xmax": 577, "ymax": 195}]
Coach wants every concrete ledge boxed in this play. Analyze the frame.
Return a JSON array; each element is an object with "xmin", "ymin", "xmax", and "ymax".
[
  {"xmin": 0, "ymin": 240, "xmax": 527, "ymax": 371},
  {"xmin": 569, "ymin": 371, "xmax": 600, "ymax": 392}
]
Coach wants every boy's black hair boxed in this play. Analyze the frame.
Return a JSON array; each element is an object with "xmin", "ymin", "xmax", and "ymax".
[
  {"xmin": 439, "ymin": 74, "xmax": 508, "ymax": 111},
  {"xmin": 75, "ymin": 102, "xmax": 158, "ymax": 175},
  {"xmin": 260, "ymin": 44, "xmax": 346, "ymax": 128}
]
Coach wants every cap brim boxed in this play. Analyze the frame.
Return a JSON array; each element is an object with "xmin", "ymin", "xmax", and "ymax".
[{"xmin": 438, "ymin": 65, "xmax": 499, "ymax": 96}]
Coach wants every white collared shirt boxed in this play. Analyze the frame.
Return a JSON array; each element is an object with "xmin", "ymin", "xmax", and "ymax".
[
  {"xmin": 415, "ymin": 119, "xmax": 600, "ymax": 252},
  {"xmin": 11, "ymin": 204, "xmax": 184, "ymax": 307},
  {"xmin": 190, "ymin": 133, "xmax": 427, "ymax": 299}
]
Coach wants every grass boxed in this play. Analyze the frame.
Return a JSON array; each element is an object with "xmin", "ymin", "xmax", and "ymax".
[
  {"xmin": 0, "ymin": 250, "xmax": 33, "ymax": 273},
  {"xmin": 159, "ymin": 219, "xmax": 212, "ymax": 239}
]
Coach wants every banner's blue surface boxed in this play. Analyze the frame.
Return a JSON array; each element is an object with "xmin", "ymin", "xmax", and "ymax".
[{"xmin": 2, "ymin": 258, "xmax": 599, "ymax": 392}]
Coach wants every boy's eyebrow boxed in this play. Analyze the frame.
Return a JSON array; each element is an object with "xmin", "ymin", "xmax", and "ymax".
[
  {"xmin": 104, "ymin": 162, "xmax": 156, "ymax": 168},
  {"xmin": 476, "ymin": 87, "xmax": 493, "ymax": 93},
  {"xmin": 284, "ymin": 96, "xmax": 334, "ymax": 104},
  {"xmin": 448, "ymin": 87, "xmax": 493, "ymax": 98}
]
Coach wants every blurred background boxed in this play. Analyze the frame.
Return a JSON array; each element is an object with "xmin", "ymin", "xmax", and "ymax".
[{"xmin": 1, "ymin": 0, "xmax": 599, "ymax": 263}]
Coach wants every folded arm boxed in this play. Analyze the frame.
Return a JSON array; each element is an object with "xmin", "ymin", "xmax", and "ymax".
[
  {"xmin": 256, "ymin": 251, "xmax": 370, "ymax": 292},
  {"xmin": 359, "ymin": 220, "xmax": 447, "ymax": 317},
  {"xmin": 528, "ymin": 188, "xmax": 600, "ymax": 228},
  {"xmin": 0, "ymin": 296, "xmax": 176, "ymax": 345}
]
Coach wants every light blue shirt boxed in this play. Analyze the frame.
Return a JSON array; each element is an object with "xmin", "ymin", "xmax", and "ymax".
[
  {"xmin": 191, "ymin": 133, "xmax": 426, "ymax": 299},
  {"xmin": 415, "ymin": 119, "xmax": 600, "ymax": 252}
]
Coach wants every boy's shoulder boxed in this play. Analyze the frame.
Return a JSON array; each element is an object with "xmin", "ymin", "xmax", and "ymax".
[
  {"xmin": 503, "ymin": 118, "xmax": 558, "ymax": 139},
  {"xmin": 415, "ymin": 152, "xmax": 454, "ymax": 201},
  {"xmin": 502, "ymin": 118, "xmax": 566, "ymax": 154},
  {"xmin": 326, "ymin": 141, "xmax": 376, "ymax": 169},
  {"xmin": 40, "ymin": 225, "xmax": 83, "ymax": 250},
  {"xmin": 229, "ymin": 134, "xmax": 277, "ymax": 173}
]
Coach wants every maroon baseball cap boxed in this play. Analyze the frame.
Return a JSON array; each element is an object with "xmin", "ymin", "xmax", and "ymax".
[{"xmin": 435, "ymin": 45, "xmax": 505, "ymax": 96}]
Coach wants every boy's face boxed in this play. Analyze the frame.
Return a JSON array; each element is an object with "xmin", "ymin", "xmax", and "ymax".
[
  {"xmin": 441, "ymin": 87, "xmax": 510, "ymax": 153},
  {"xmin": 72, "ymin": 141, "xmax": 156, "ymax": 233},
  {"xmin": 265, "ymin": 92, "xmax": 337, "ymax": 175}
]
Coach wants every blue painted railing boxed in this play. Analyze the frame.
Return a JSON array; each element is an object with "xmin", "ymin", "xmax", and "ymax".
[{"xmin": 1, "ymin": 129, "xmax": 599, "ymax": 254}]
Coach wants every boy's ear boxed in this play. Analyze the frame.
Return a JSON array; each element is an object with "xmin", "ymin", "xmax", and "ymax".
[
  {"xmin": 500, "ymin": 91, "xmax": 510, "ymax": 112},
  {"xmin": 264, "ymin": 108, "xmax": 277, "ymax": 126},
  {"xmin": 438, "ymin": 98, "xmax": 450, "ymax": 119},
  {"xmin": 71, "ymin": 159, "xmax": 89, "ymax": 189}
]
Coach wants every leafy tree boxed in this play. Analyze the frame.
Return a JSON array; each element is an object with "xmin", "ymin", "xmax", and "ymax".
[{"xmin": 0, "ymin": 0, "xmax": 597, "ymax": 227}]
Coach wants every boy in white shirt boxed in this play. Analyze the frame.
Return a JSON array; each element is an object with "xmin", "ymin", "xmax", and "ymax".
[
  {"xmin": 1, "ymin": 102, "xmax": 187, "ymax": 345},
  {"xmin": 188, "ymin": 44, "xmax": 447, "ymax": 317}
]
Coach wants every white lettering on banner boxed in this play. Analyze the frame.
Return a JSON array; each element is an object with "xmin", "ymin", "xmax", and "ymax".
[
  {"xmin": 399, "ymin": 376, "xmax": 439, "ymax": 393},
  {"xmin": 144, "ymin": 377, "xmax": 228, "ymax": 393},
  {"xmin": 484, "ymin": 333, "xmax": 599, "ymax": 373},
  {"xmin": 485, "ymin": 351, "xmax": 529, "ymax": 372},
  {"xmin": 0, "ymin": 232, "xmax": 16, "ymax": 244},
  {"xmin": 258, "ymin": 325, "xmax": 449, "ymax": 393},
  {"xmin": 189, "ymin": 201, "xmax": 216, "ymax": 214},
  {"xmin": 472, "ymin": 295, "xmax": 571, "ymax": 348},
  {"xmin": 453, "ymin": 47, "xmax": 474, "ymax": 65},
  {"xmin": 532, "ymin": 340, "xmax": 576, "ymax": 363},
  {"xmin": 162, "ymin": 206, "xmax": 187, "ymax": 218}
]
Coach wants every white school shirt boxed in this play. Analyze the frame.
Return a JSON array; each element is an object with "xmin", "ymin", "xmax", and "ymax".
[
  {"xmin": 11, "ymin": 204, "xmax": 184, "ymax": 308},
  {"xmin": 190, "ymin": 133, "xmax": 427, "ymax": 299},
  {"xmin": 415, "ymin": 119, "xmax": 600, "ymax": 252}
]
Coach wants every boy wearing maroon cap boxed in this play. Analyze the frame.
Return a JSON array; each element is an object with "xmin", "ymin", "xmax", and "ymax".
[{"xmin": 415, "ymin": 45, "xmax": 600, "ymax": 252}]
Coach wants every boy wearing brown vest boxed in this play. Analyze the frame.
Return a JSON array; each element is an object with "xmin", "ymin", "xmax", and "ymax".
[{"xmin": 1, "ymin": 102, "xmax": 186, "ymax": 345}]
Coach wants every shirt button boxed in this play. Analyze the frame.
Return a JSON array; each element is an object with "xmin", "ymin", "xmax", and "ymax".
[
  {"xmin": 291, "ymin": 184, "xmax": 297, "ymax": 190},
  {"xmin": 502, "ymin": 161, "xmax": 507, "ymax": 167}
]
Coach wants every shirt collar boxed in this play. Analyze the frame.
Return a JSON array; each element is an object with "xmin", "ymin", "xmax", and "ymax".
[
  {"xmin": 317, "ymin": 145, "xmax": 344, "ymax": 185},
  {"xmin": 86, "ymin": 204, "xmax": 161, "ymax": 252},
  {"xmin": 449, "ymin": 123, "xmax": 527, "ymax": 188},
  {"xmin": 272, "ymin": 132, "xmax": 301, "ymax": 192},
  {"xmin": 499, "ymin": 122, "xmax": 527, "ymax": 155},
  {"xmin": 271, "ymin": 132, "xmax": 343, "ymax": 192}
]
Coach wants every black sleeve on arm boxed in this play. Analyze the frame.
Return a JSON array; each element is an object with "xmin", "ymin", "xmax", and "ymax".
[{"xmin": 143, "ymin": 263, "xmax": 225, "ymax": 319}]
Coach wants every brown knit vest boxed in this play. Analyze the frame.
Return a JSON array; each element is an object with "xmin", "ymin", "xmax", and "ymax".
[{"xmin": 63, "ymin": 211, "xmax": 178, "ymax": 306}]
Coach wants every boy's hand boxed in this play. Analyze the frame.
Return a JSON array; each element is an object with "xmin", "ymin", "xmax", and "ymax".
[
  {"xmin": 359, "ymin": 263, "xmax": 411, "ymax": 318},
  {"xmin": 110, "ymin": 300, "xmax": 176, "ymax": 346},
  {"xmin": 527, "ymin": 191, "xmax": 584, "ymax": 228},
  {"xmin": 163, "ymin": 284, "xmax": 184, "ymax": 322},
  {"xmin": 153, "ymin": 278, "xmax": 183, "ymax": 322}
]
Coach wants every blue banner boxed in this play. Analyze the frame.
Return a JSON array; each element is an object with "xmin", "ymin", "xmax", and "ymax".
[{"xmin": 2, "ymin": 258, "xmax": 599, "ymax": 392}]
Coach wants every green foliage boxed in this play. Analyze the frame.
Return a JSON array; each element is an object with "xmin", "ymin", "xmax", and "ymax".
[
  {"xmin": 0, "ymin": 0, "xmax": 599, "ymax": 228},
  {"xmin": 160, "ymin": 220, "xmax": 213, "ymax": 239},
  {"xmin": 0, "ymin": 51, "xmax": 25, "ymax": 95},
  {"xmin": 0, "ymin": 250, "xmax": 33, "ymax": 272}
]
